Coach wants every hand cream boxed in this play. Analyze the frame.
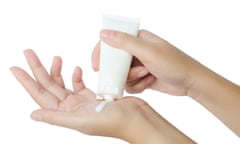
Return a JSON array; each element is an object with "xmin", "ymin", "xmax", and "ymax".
[{"xmin": 97, "ymin": 14, "xmax": 140, "ymax": 101}]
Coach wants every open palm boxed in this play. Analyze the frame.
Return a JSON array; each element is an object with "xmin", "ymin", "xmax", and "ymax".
[{"xmin": 10, "ymin": 49, "xmax": 145, "ymax": 138}]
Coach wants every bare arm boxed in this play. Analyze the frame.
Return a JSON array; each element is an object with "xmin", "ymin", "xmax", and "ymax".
[{"xmin": 189, "ymin": 63, "xmax": 240, "ymax": 136}]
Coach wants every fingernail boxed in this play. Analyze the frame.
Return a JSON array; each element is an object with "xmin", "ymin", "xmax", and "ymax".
[
  {"xmin": 31, "ymin": 112, "xmax": 42, "ymax": 121},
  {"xmin": 138, "ymin": 69, "xmax": 148, "ymax": 77},
  {"xmin": 100, "ymin": 29, "xmax": 114, "ymax": 40},
  {"xmin": 146, "ymin": 76, "xmax": 155, "ymax": 84}
]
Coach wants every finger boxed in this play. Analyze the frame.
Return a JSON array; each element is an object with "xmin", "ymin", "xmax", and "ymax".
[
  {"xmin": 92, "ymin": 41, "xmax": 143, "ymax": 70},
  {"xmin": 72, "ymin": 66, "xmax": 85, "ymax": 93},
  {"xmin": 138, "ymin": 30, "xmax": 163, "ymax": 43},
  {"xmin": 125, "ymin": 75, "xmax": 155, "ymax": 93},
  {"xmin": 100, "ymin": 29, "xmax": 159, "ymax": 63},
  {"xmin": 10, "ymin": 67, "xmax": 59, "ymax": 109},
  {"xmin": 31, "ymin": 109, "xmax": 84, "ymax": 130},
  {"xmin": 127, "ymin": 66, "xmax": 149, "ymax": 83},
  {"xmin": 50, "ymin": 56, "xmax": 65, "ymax": 88},
  {"xmin": 24, "ymin": 49, "xmax": 68, "ymax": 100},
  {"xmin": 91, "ymin": 41, "xmax": 100, "ymax": 71}
]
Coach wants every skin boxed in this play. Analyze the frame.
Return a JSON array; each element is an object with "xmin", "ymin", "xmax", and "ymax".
[
  {"xmin": 93, "ymin": 29, "xmax": 240, "ymax": 137},
  {"xmin": 11, "ymin": 28, "xmax": 240, "ymax": 143},
  {"xmin": 10, "ymin": 49, "xmax": 195, "ymax": 144}
]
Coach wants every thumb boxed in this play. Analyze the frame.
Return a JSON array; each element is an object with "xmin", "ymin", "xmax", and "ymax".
[
  {"xmin": 31, "ymin": 109, "xmax": 83, "ymax": 129},
  {"xmin": 100, "ymin": 29, "xmax": 157, "ymax": 63}
]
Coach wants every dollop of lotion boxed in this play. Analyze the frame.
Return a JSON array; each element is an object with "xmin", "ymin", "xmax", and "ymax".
[{"xmin": 96, "ymin": 99, "xmax": 112, "ymax": 112}]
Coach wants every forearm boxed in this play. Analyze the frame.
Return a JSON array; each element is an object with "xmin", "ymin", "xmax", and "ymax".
[
  {"xmin": 188, "ymin": 64, "xmax": 240, "ymax": 136},
  {"xmin": 124, "ymin": 103, "xmax": 195, "ymax": 144}
]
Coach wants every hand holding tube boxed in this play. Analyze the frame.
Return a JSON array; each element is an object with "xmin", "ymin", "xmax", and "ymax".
[
  {"xmin": 92, "ymin": 29, "xmax": 240, "ymax": 136},
  {"xmin": 93, "ymin": 29, "xmax": 197, "ymax": 96}
]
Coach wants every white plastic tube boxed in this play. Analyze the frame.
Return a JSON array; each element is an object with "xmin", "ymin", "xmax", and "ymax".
[{"xmin": 97, "ymin": 14, "xmax": 140, "ymax": 101}]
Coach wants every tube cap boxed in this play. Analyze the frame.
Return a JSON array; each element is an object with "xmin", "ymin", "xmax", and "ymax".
[{"xmin": 97, "ymin": 85, "xmax": 123, "ymax": 100}]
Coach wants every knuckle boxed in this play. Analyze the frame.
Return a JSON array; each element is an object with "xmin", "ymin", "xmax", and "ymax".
[
  {"xmin": 41, "ymin": 112, "xmax": 53, "ymax": 124},
  {"xmin": 114, "ymin": 32, "xmax": 130, "ymax": 46},
  {"xmin": 125, "ymin": 85, "xmax": 144, "ymax": 94}
]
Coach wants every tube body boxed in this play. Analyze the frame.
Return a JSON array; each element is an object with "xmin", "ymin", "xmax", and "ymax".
[{"xmin": 97, "ymin": 15, "xmax": 140, "ymax": 100}]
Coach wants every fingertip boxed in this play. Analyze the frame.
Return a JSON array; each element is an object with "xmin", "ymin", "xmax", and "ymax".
[
  {"xmin": 9, "ymin": 66, "xmax": 17, "ymax": 72},
  {"xmin": 51, "ymin": 56, "xmax": 62, "ymax": 74},
  {"xmin": 91, "ymin": 45, "xmax": 100, "ymax": 72},
  {"xmin": 100, "ymin": 29, "xmax": 114, "ymax": 40},
  {"xmin": 146, "ymin": 75, "xmax": 156, "ymax": 85},
  {"xmin": 74, "ymin": 66, "xmax": 82, "ymax": 73},
  {"xmin": 92, "ymin": 65, "xmax": 99, "ymax": 72},
  {"xmin": 53, "ymin": 56, "xmax": 62, "ymax": 62},
  {"xmin": 73, "ymin": 66, "xmax": 82, "ymax": 82},
  {"xmin": 9, "ymin": 66, "xmax": 26, "ymax": 79},
  {"xmin": 23, "ymin": 49, "xmax": 34, "ymax": 56},
  {"xmin": 92, "ymin": 62, "xmax": 99, "ymax": 71},
  {"xmin": 100, "ymin": 29, "xmax": 149, "ymax": 62},
  {"xmin": 9, "ymin": 67, "xmax": 16, "ymax": 76},
  {"xmin": 9, "ymin": 66, "xmax": 20, "ymax": 75},
  {"xmin": 72, "ymin": 66, "xmax": 86, "ymax": 92},
  {"xmin": 31, "ymin": 109, "xmax": 43, "ymax": 121}
]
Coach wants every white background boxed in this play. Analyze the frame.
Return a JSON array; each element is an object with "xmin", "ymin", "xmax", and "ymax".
[{"xmin": 0, "ymin": 0, "xmax": 240, "ymax": 143}]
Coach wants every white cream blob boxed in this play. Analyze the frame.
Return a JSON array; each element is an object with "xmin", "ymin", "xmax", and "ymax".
[{"xmin": 95, "ymin": 99, "xmax": 112, "ymax": 112}]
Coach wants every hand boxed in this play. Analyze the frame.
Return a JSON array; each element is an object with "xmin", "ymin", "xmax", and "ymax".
[
  {"xmin": 10, "ymin": 49, "xmax": 148, "ymax": 140},
  {"xmin": 92, "ymin": 30, "xmax": 201, "ymax": 96},
  {"xmin": 93, "ymin": 30, "xmax": 240, "ymax": 137},
  {"xmin": 11, "ymin": 49, "xmax": 196, "ymax": 143}
]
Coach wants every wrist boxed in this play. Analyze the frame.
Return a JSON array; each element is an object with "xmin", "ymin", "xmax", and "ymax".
[
  {"xmin": 187, "ymin": 63, "xmax": 240, "ymax": 135},
  {"xmin": 187, "ymin": 62, "xmax": 227, "ymax": 100},
  {"xmin": 123, "ymin": 100, "xmax": 195, "ymax": 144},
  {"xmin": 186, "ymin": 60, "xmax": 212, "ymax": 99}
]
